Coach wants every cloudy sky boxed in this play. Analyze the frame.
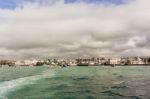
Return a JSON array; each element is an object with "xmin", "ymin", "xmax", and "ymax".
[{"xmin": 0, "ymin": 0, "xmax": 150, "ymax": 59}]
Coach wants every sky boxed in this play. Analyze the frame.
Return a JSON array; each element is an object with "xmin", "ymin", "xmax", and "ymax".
[{"xmin": 0, "ymin": 0, "xmax": 150, "ymax": 59}]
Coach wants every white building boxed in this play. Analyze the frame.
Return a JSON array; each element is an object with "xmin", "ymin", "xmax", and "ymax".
[
  {"xmin": 25, "ymin": 59, "xmax": 38, "ymax": 66},
  {"xmin": 89, "ymin": 61, "xmax": 95, "ymax": 65},
  {"xmin": 130, "ymin": 57, "xmax": 144, "ymax": 65},
  {"xmin": 109, "ymin": 57, "xmax": 121, "ymax": 65},
  {"xmin": 15, "ymin": 59, "xmax": 38, "ymax": 66},
  {"xmin": 15, "ymin": 60, "xmax": 25, "ymax": 66}
]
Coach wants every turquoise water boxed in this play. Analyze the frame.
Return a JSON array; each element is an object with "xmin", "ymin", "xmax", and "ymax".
[{"xmin": 0, "ymin": 66, "xmax": 150, "ymax": 99}]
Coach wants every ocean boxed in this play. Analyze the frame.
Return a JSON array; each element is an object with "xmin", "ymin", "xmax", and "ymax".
[{"xmin": 0, "ymin": 66, "xmax": 150, "ymax": 99}]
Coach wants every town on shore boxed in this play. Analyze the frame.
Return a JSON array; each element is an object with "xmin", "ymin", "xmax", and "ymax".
[{"xmin": 0, "ymin": 57, "xmax": 150, "ymax": 67}]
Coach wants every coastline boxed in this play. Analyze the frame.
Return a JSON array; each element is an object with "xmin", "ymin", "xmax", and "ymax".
[{"xmin": 1, "ymin": 64, "xmax": 150, "ymax": 70}]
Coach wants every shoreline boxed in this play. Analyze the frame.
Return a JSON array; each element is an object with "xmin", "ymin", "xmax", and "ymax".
[{"xmin": 0, "ymin": 65, "xmax": 150, "ymax": 69}]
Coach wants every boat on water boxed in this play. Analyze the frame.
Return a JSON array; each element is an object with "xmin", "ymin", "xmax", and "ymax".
[
  {"xmin": 77, "ymin": 62, "xmax": 89, "ymax": 66},
  {"xmin": 111, "ymin": 64, "xmax": 115, "ymax": 67}
]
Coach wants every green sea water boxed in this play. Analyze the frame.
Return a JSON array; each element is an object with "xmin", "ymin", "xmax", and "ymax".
[{"xmin": 0, "ymin": 66, "xmax": 150, "ymax": 99}]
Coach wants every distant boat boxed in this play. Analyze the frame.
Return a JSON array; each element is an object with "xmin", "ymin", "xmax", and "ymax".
[
  {"xmin": 111, "ymin": 64, "xmax": 115, "ymax": 67},
  {"xmin": 77, "ymin": 63, "xmax": 89, "ymax": 66}
]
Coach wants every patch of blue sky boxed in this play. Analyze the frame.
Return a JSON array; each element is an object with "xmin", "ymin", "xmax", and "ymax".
[
  {"xmin": 0, "ymin": 0, "xmax": 126, "ymax": 10},
  {"xmin": 0, "ymin": 0, "xmax": 18, "ymax": 9},
  {"xmin": 0, "ymin": 0, "xmax": 51, "ymax": 9},
  {"xmin": 64, "ymin": 0, "xmax": 126, "ymax": 5},
  {"xmin": 0, "ymin": 0, "xmax": 37, "ymax": 9}
]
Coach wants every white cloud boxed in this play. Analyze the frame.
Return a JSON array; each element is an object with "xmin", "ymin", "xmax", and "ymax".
[{"xmin": 0, "ymin": 0, "xmax": 150, "ymax": 59}]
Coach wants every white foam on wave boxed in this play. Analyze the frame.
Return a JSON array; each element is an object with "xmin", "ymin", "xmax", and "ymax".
[{"xmin": 0, "ymin": 70, "xmax": 55, "ymax": 98}]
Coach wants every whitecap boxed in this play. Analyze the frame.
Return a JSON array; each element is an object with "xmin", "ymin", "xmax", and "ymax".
[{"xmin": 0, "ymin": 70, "xmax": 55, "ymax": 98}]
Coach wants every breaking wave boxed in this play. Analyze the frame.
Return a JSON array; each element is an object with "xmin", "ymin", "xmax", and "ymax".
[{"xmin": 0, "ymin": 70, "xmax": 55, "ymax": 98}]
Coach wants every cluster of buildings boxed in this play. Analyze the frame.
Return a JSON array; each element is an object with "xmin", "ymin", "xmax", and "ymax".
[
  {"xmin": 0, "ymin": 57, "xmax": 150, "ymax": 67},
  {"xmin": 74, "ymin": 57, "xmax": 150, "ymax": 66}
]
